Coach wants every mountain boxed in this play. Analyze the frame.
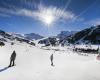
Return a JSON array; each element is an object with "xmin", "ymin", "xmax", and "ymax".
[
  {"xmin": 11, "ymin": 33, "xmax": 25, "ymax": 39},
  {"xmin": 67, "ymin": 25, "xmax": 100, "ymax": 44},
  {"xmin": 38, "ymin": 37, "xmax": 58, "ymax": 46},
  {"xmin": 1, "ymin": 25, "xmax": 100, "ymax": 46},
  {"xmin": 38, "ymin": 31, "xmax": 76, "ymax": 46},
  {"xmin": 0, "ymin": 30, "xmax": 13, "ymax": 42},
  {"xmin": 57, "ymin": 31, "xmax": 76, "ymax": 41},
  {"xmin": 0, "ymin": 30, "xmax": 35, "ymax": 46},
  {"xmin": 25, "ymin": 33, "xmax": 44, "ymax": 40},
  {"xmin": 11, "ymin": 33, "xmax": 44, "ymax": 40}
]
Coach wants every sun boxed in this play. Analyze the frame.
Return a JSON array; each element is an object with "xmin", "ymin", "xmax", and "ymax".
[
  {"xmin": 35, "ymin": 5, "xmax": 57, "ymax": 26},
  {"xmin": 42, "ymin": 14, "xmax": 55, "ymax": 26}
]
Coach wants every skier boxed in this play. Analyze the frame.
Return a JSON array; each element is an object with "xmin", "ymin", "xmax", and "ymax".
[
  {"xmin": 96, "ymin": 47, "xmax": 100, "ymax": 60},
  {"xmin": 8, "ymin": 50, "xmax": 16, "ymax": 67},
  {"xmin": 97, "ymin": 47, "xmax": 100, "ymax": 54},
  {"xmin": 50, "ymin": 54, "xmax": 54, "ymax": 66}
]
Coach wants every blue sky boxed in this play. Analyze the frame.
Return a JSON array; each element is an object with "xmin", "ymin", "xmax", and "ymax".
[{"xmin": 0, "ymin": 0, "xmax": 100, "ymax": 36}]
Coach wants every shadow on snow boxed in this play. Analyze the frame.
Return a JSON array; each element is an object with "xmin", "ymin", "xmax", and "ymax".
[{"xmin": 0, "ymin": 67, "xmax": 9, "ymax": 72}]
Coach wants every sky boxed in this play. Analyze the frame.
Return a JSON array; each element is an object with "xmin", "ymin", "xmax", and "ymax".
[{"xmin": 0, "ymin": 0, "xmax": 100, "ymax": 37}]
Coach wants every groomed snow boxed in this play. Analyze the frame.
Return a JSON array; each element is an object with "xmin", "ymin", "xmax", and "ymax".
[{"xmin": 0, "ymin": 42, "xmax": 100, "ymax": 80}]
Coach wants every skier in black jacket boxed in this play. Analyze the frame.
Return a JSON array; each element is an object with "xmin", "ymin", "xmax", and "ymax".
[{"xmin": 8, "ymin": 51, "xmax": 16, "ymax": 67}]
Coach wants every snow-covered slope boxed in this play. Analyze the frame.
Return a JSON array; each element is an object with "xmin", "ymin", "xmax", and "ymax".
[{"xmin": 0, "ymin": 42, "xmax": 100, "ymax": 80}]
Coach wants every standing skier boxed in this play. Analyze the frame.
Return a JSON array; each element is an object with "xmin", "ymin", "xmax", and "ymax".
[
  {"xmin": 50, "ymin": 54, "xmax": 54, "ymax": 66},
  {"xmin": 98, "ymin": 47, "xmax": 100, "ymax": 55},
  {"xmin": 8, "ymin": 50, "xmax": 16, "ymax": 67},
  {"xmin": 96, "ymin": 47, "xmax": 100, "ymax": 60}
]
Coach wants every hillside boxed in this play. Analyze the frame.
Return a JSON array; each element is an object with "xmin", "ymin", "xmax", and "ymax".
[
  {"xmin": 57, "ymin": 31, "xmax": 76, "ymax": 40},
  {"xmin": 61, "ymin": 25, "xmax": 100, "ymax": 45}
]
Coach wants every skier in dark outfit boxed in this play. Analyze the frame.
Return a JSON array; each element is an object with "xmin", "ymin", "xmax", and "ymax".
[
  {"xmin": 8, "ymin": 51, "xmax": 16, "ymax": 67},
  {"xmin": 50, "ymin": 54, "xmax": 54, "ymax": 66}
]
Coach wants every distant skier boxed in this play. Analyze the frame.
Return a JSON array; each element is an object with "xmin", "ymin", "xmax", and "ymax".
[
  {"xmin": 96, "ymin": 47, "xmax": 100, "ymax": 60},
  {"xmin": 97, "ymin": 47, "xmax": 100, "ymax": 54},
  {"xmin": 8, "ymin": 51, "xmax": 16, "ymax": 67},
  {"xmin": 50, "ymin": 54, "xmax": 54, "ymax": 66}
]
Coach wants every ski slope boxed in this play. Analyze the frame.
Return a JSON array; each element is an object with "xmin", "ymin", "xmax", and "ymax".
[{"xmin": 0, "ymin": 42, "xmax": 100, "ymax": 80}]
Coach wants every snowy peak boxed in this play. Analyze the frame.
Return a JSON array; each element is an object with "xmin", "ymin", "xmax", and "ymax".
[
  {"xmin": 57, "ymin": 31, "xmax": 76, "ymax": 40},
  {"xmin": 12, "ymin": 33, "xmax": 24, "ymax": 38},
  {"xmin": 38, "ymin": 37, "xmax": 58, "ymax": 46},
  {"xmin": 0, "ymin": 30, "xmax": 36, "ymax": 45},
  {"xmin": 0, "ymin": 29, "xmax": 44, "ymax": 42},
  {"xmin": 0, "ymin": 30, "xmax": 12, "ymax": 42},
  {"xmin": 38, "ymin": 31, "xmax": 77, "ymax": 46},
  {"xmin": 24, "ymin": 33, "xmax": 44, "ymax": 40},
  {"xmin": 11, "ymin": 33, "xmax": 44, "ymax": 40}
]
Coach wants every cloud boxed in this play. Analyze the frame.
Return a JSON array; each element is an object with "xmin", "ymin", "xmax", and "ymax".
[
  {"xmin": 0, "ymin": 4, "xmax": 77, "ymax": 24},
  {"xmin": 15, "ymin": 5, "xmax": 75, "ymax": 23}
]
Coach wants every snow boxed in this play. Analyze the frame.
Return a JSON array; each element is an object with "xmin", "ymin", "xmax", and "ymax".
[
  {"xmin": 75, "ymin": 44, "xmax": 99, "ymax": 50},
  {"xmin": 0, "ymin": 42, "xmax": 100, "ymax": 80}
]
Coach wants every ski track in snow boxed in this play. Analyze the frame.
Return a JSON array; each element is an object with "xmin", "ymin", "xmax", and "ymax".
[{"xmin": 0, "ymin": 42, "xmax": 100, "ymax": 80}]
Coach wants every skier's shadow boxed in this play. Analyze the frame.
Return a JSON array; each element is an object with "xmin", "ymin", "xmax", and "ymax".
[{"xmin": 0, "ymin": 67, "xmax": 9, "ymax": 72}]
